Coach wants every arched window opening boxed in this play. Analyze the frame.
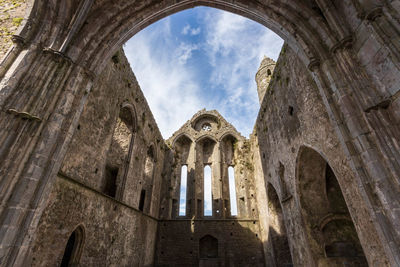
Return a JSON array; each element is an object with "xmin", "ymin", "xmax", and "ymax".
[
  {"xmin": 104, "ymin": 104, "xmax": 136, "ymax": 199},
  {"xmin": 297, "ymin": 147, "xmax": 367, "ymax": 265},
  {"xmin": 228, "ymin": 166, "xmax": 238, "ymax": 216},
  {"xmin": 267, "ymin": 69, "xmax": 272, "ymax": 76},
  {"xmin": 267, "ymin": 184, "xmax": 293, "ymax": 266},
  {"xmin": 199, "ymin": 235, "xmax": 218, "ymax": 258},
  {"xmin": 179, "ymin": 165, "xmax": 188, "ymax": 216},
  {"xmin": 141, "ymin": 145, "xmax": 155, "ymax": 213},
  {"xmin": 60, "ymin": 226, "xmax": 84, "ymax": 267},
  {"xmin": 204, "ymin": 165, "xmax": 212, "ymax": 216}
]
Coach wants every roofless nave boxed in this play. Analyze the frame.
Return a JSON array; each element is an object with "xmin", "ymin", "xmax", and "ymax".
[{"xmin": 1, "ymin": 1, "xmax": 400, "ymax": 266}]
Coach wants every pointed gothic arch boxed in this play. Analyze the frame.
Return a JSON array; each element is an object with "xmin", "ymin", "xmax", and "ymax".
[
  {"xmin": 0, "ymin": 0, "xmax": 399, "ymax": 265},
  {"xmin": 103, "ymin": 102, "xmax": 137, "ymax": 199},
  {"xmin": 267, "ymin": 183, "xmax": 293, "ymax": 267},
  {"xmin": 296, "ymin": 146, "xmax": 367, "ymax": 266},
  {"xmin": 60, "ymin": 225, "xmax": 85, "ymax": 267}
]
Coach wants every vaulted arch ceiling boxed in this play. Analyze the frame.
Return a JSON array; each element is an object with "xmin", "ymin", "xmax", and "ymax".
[{"xmin": 21, "ymin": 0, "xmax": 339, "ymax": 75}]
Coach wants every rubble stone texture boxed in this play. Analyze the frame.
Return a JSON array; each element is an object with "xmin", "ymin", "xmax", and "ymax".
[{"xmin": 1, "ymin": 1, "xmax": 400, "ymax": 267}]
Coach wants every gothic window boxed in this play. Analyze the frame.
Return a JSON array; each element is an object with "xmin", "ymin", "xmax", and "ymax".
[
  {"xmin": 141, "ymin": 145, "xmax": 156, "ymax": 213},
  {"xmin": 60, "ymin": 226, "xmax": 85, "ymax": 267},
  {"xmin": 267, "ymin": 69, "xmax": 272, "ymax": 76},
  {"xmin": 228, "ymin": 166, "xmax": 238, "ymax": 216},
  {"xmin": 204, "ymin": 165, "xmax": 212, "ymax": 216},
  {"xmin": 268, "ymin": 184, "xmax": 293, "ymax": 266},
  {"xmin": 179, "ymin": 165, "xmax": 188, "ymax": 216},
  {"xmin": 297, "ymin": 146, "xmax": 367, "ymax": 265},
  {"xmin": 104, "ymin": 103, "xmax": 137, "ymax": 199}
]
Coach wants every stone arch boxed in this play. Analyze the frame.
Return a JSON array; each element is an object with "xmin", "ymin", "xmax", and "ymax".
[
  {"xmin": 196, "ymin": 134, "xmax": 218, "ymax": 145},
  {"xmin": 218, "ymin": 131, "xmax": 241, "ymax": 143},
  {"xmin": 0, "ymin": 0, "xmax": 399, "ymax": 265},
  {"xmin": 141, "ymin": 144, "xmax": 157, "ymax": 213},
  {"xmin": 5, "ymin": 0, "xmax": 342, "ymax": 78},
  {"xmin": 199, "ymin": 235, "xmax": 218, "ymax": 259},
  {"xmin": 103, "ymin": 102, "xmax": 137, "ymax": 199},
  {"xmin": 267, "ymin": 183, "xmax": 293, "ymax": 267},
  {"xmin": 172, "ymin": 133, "xmax": 193, "ymax": 147},
  {"xmin": 172, "ymin": 134, "xmax": 193, "ymax": 164},
  {"xmin": 220, "ymin": 133, "xmax": 238, "ymax": 165},
  {"xmin": 60, "ymin": 225, "xmax": 85, "ymax": 267},
  {"xmin": 296, "ymin": 146, "xmax": 368, "ymax": 266}
]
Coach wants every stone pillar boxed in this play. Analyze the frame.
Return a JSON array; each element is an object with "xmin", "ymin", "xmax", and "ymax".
[
  {"xmin": 0, "ymin": 46, "xmax": 94, "ymax": 266},
  {"xmin": 186, "ymin": 141, "xmax": 196, "ymax": 218},
  {"xmin": 212, "ymin": 143, "xmax": 222, "ymax": 218},
  {"xmin": 194, "ymin": 142, "xmax": 203, "ymax": 219}
]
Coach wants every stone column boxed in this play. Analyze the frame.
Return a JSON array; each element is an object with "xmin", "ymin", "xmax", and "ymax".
[
  {"xmin": 186, "ymin": 141, "xmax": 196, "ymax": 218},
  {"xmin": 0, "ymin": 46, "xmax": 93, "ymax": 266},
  {"xmin": 212, "ymin": 143, "xmax": 222, "ymax": 218}
]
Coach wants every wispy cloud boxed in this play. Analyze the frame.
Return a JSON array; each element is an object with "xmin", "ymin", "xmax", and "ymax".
[
  {"xmin": 176, "ymin": 42, "xmax": 198, "ymax": 64},
  {"xmin": 125, "ymin": 7, "xmax": 283, "ymax": 138},
  {"xmin": 201, "ymin": 9, "xmax": 283, "ymax": 135},
  {"xmin": 182, "ymin": 24, "xmax": 201, "ymax": 36},
  {"xmin": 125, "ymin": 18, "xmax": 203, "ymax": 138}
]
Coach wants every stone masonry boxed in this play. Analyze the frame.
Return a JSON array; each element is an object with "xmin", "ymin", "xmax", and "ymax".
[{"xmin": 1, "ymin": 1, "xmax": 400, "ymax": 267}]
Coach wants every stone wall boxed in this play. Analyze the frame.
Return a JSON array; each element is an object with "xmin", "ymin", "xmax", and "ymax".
[
  {"xmin": 155, "ymin": 110, "xmax": 263, "ymax": 266},
  {"xmin": 155, "ymin": 220, "xmax": 264, "ymax": 267},
  {"xmin": 252, "ymin": 44, "xmax": 388, "ymax": 266},
  {"xmin": 30, "ymin": 50, "xmax": 165, "ymax": 266}
]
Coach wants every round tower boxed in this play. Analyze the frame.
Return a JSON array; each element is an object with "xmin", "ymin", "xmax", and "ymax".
[{"xmin": 255, "ymin": 56, "xmax": 276, "ymax": 104}]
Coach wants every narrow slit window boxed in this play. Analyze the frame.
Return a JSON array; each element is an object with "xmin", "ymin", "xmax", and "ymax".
[
  {"xmin": 228, "ymin": 166, "xmax": 238, "ymax": 216},
  {"xmin": 139, "ymin": 189, "xmax": 146, "ymax": 211},
  {"xmin": 104, "ymin": 165, "xmax": 118, "ymax": 198},
  {"xmin": 204, "ymin": 165, "xmax": 212, "ymax": 216},
  {"xmin": 179, "ymin": 165, "xmax": 188, "ymax": 216}
]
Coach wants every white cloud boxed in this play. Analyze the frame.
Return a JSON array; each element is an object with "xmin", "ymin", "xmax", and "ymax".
[
  {"xmin": 201, "ymin": 10, "xmax": 283, "ymax": 136},
  {"xmin": 125, "ymin": 18, "xmax": 203, "ymax": 138},
  {"xmin": 182, "ymin": 24, "xmax": 201, "ymax": 36},
  {"xmin": 190, "ymin": 27, "xmax": 201, "ymax": 35},
  {"xmin": 182, "ymin": 24, "xmax": 191, "ymax": 35},
  {"xmin": 176, "ymin": 42, "xmax": 198, "ymax": 64},
  {"xmin": 125, "ymin": 8, "xmax": 283, "ymax": 138}
]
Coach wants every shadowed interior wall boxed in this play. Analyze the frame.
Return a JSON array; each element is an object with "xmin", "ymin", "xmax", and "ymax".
[
  {"xmin": 252, "ymin": 44, "xmax": 388, "ymax": 266},
  {"xmin": 30, "ymin": 51, "xmax": 164, "ymax": 266}
]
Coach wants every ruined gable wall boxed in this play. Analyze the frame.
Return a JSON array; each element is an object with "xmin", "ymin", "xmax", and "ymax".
[
  {"xmin": 30, "ymin": 49, "xmax": 165, "ymax": 266},
  {"xmin": 252, "ymin": 44, "xmax": 388, "ymax": 266},
  {"xmin": 155, "ymin": 110, "xmax": 264, "ymax": 266}
]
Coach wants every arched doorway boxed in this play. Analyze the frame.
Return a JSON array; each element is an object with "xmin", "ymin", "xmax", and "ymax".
[
  {"xmin": 60, "ymin": 226, "xmax": 85, "ymax": 267},
  {"xmin": 199, "ymin": 235, "xmax": 219, "ymax": 267},
  {"xmin": 297, "ymin": 147, "xmax": 367, "ymax": 266},
  {"xmin": 267, "ymin": 183, "xmax": 293, "ymax": 267}
]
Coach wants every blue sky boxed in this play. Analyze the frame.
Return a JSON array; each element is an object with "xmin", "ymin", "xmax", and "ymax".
[{"xmin": 124, "ymin": 6, "xmax": 283, "ymax": 138}]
